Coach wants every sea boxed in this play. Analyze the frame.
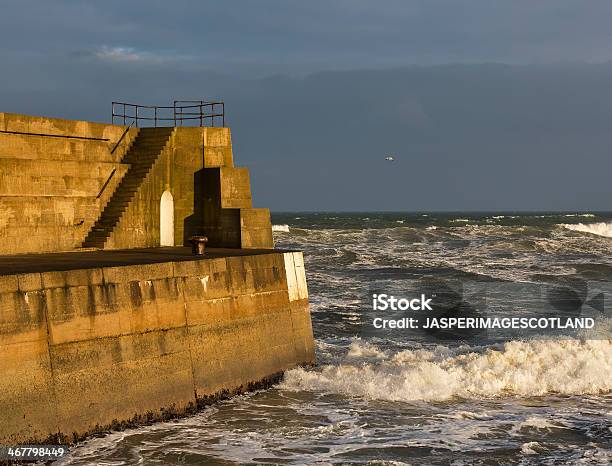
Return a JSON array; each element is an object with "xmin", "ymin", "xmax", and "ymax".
[{"xmin": 57, "ymin": 212, "xmax": 611, "ymax": 465}]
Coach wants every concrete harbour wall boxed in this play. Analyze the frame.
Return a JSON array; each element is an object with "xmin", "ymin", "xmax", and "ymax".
[
  {"xmin": 0, "ymin": 111, "xmax": 305, "ymax": 445},
  {"xmin": 0, "ymin": 250, "xmax": 313, "ymax": 444}
]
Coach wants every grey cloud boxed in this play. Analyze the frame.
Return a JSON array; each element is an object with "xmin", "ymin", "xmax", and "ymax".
[{"xmin": 4, "ymin": 0, "xmax": 612, "ymax": 73}]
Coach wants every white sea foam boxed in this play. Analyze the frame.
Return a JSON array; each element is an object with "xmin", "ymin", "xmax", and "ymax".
[
  {"xmin": 425, "ymin": 226, "xmax": 437, "ymax": 230},
  {"xmin": 281, "ymin": 339, "xmax": 612, "ymax": 402},
  {"xmin": 272, "ymin": 224, "xmax": 290, "ymax": 232},
  {"xmin": 521, "ymin": 441, "xmax": 542, "ymax": 455},
  {"xmin": 346, "ymin": 340, "xmax": 388, "ymax": 359},
  {"xmin": 512, "ymin": 416, "xmax": 563, "ymax": 433},
  {"xmin": 561, "ymin": 222, "xmax": 612, "ymax": 238}
]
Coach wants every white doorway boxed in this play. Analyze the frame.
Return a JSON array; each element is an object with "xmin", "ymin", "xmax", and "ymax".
[{"xmin": 160, "ymin": 190, "xmax": 174, "ymax": 246}]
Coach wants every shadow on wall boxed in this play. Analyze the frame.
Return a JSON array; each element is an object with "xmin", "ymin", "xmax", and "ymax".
[
  {"xmin": 183, "ymin": 169, "xmax": 206, "ymax": 245},
  {"xmin": 183, "ymin": 168, "xmax": 241, "ymax": 248}
]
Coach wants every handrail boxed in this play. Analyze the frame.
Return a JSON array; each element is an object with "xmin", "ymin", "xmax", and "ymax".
[
  {"xmin": 112, "ymin": 100, "xmax": 225, "ymax": 127},
  {"xmin": 112, "ymin": 102, "xmax": 210, "ymax": 109},
  {"xmin": 97, "ymin": 168, "xmax": 117, "ymax": 199},
  {"xmin": 110, "ymin": 121, "xmax": 135, "ymax": 154},
  {"xmin": 0, "ymin": 129, "xmax": 109, "ymax": 141}
]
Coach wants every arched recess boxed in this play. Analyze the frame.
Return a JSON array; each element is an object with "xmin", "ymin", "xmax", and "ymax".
[{"xmin": 160, "ymin": 190, "xmax": 174, "ymax": 246}]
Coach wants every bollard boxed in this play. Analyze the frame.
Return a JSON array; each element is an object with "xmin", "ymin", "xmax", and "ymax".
[{"xmin": 189, "ymin": 235, "xmax": 208, "ymax": 256}]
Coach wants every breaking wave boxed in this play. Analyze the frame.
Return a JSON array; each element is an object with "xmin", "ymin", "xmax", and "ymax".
[
  {"xmin": 561, "ymin": 222, "xmax": 612, "ymax": 238},
  {"xmin": 272, "ymin": 224, "xmax": 290, "ymax": 232},
  {"xmin": 281, "ymin": 339, "xmax": 612, "ymax": 402}
]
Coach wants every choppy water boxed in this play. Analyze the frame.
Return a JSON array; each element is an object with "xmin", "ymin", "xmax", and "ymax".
[{"xmin": 59, "ymin": 212, "xmax": 612, "ymax": 465}]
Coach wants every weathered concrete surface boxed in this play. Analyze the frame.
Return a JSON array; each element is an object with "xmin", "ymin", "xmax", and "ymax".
[
  {"xmin": 107, "ymin": 128, "xmax": 273, "ymax": 250},
  {"xmin": 0, "ymin": 113, "xmax": 291, "ymax": 444},
  {"xmin": 0, "ymin": 248, "xmax": 314, "ymax": 444},
  {"xmin": 0, "ymin": 113, "xmax": 273, "ymax": 253},
  {"xmin": 202, "ymin": 167, "xmax": 274, "ymax": 248},
  {"xmin": 0, "ymin": 112, "xmax": 137, "ymax": 254},
  {"xmin": 0, "ymin": 246, "xmax": 285, "ymax": 275}
]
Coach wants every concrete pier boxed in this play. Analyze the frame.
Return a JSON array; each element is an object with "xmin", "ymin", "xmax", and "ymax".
[{"xmin": 0, "ymin": 111, "xmax": 315, "ymax": 444}]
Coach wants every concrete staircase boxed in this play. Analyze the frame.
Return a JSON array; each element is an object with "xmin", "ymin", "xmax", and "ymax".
[{"xmin": 82, "ymin": 127, "xmax": 173, "ymax": 248}]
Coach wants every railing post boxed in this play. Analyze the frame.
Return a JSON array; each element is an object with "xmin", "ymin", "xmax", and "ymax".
[
  {"xmin": 123, "ymin": 103, "xmax": 126, "ymax": 126},
  {"xmin": 173, "ymin": 101, "xmax": 177, "ymax": 127},
  {"xmin": 222, "ymin": 102, "xmax": 225, "ymax": 127},
  {"xmin": 135, "ymin": 105, "xmax": 139, "ymax": 128},
  {"xmin": 154, "ymin": 107, "xmax": 157, "ymax": 127}
]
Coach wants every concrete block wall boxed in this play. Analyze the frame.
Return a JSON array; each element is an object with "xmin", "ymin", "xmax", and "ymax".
[
  {"xmin": 201, "ymin": 167, "xmax": 274, "ymax": 249},
  {"xmin": 0, "ymin": 251, "xmax": 314, "ymax": 443},
  {"xmin": 0, "ymin": 113, "xmax": 137, "ymax": 254},
  {"xmin": 107, "ymin": 126, "xmax": 273, "ymax": 250},
  {"xmin": 0, "ymin": 113, "xmax": 273, "ymax": 253},
  {"xmin": 103, "ymin": 128, "xmax": 206, "ymax": 249}
]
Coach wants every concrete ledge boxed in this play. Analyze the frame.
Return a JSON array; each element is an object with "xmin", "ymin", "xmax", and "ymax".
[{"xmin": 0, "ymin": 247, "xmax": 288, "ymax": 275}]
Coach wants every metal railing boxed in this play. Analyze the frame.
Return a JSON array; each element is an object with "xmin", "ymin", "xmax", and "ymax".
[{"xmin": 111, "ymin": 100, "xmax": 225, "ymax": 127}]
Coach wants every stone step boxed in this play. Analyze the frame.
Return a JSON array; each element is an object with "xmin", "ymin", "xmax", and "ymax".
[
  {"xmin": 126, "ymin": 153, "xmax": 161, "ymax": 160},
  {"xmin": 100, "ymin": 213, "xmax": 126, "ymax": 221},
  {"xmin": 127, "ymin": 167, "xmax": 152, "ymax": 174},
  {"xmin": 106, "ymin": 202, "xmax": 130, "ymax": 209},
  {"xmin": 130, "ymin": 146, "xmax": 167, "ymax": 153},
  {"xmin": 110, "ymin": 188, "xmax": 137, "ymax": 195},
  {"xmin": 100, "ymin": 209, "xmax": 125, "ymax": 218},
  {"xmin": 134, "ymin": 139, "xmax": 171, "ymax": 144},
  {"xmin": 123, "ymin": 155, "xmax": 160, "ymax": 164},
  {"xmin": 108, "ymin": 193, "xmax": 135, "ymax": 201},
  {"xmin": 123, "ymin": 159, "xmax": 157, "ymax": 167},
  {"xmin": 112, "ymin": 186, "xmax": 138, "ymax": 194},
  {"xmin": 100, "ymin": 205, "xmax": 124, "ymax": 213},
  {"xmin": 134, "ymin": 137, "xmax": 172, "ymax": 143},
  {"xmin": 109, "ymin": 195, "xmax": 136, "ymax": 203}
]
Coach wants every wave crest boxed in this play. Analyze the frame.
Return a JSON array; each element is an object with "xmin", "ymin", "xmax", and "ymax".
[
  {"xmin": 272, "ymin": 224, "xmax": 290, "ymax": 232},
  {"xmin": 281, "ymin": 339, "xmax": 612, "ymax": 401},
  {"xmin": 561, "ymin": 222, "xmax": 612, "ymax": 238}
]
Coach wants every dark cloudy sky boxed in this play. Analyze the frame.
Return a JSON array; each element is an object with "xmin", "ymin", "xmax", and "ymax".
[{"xmin": 2, "ymin": 1, "xmax": 612, "ymax": 211}]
